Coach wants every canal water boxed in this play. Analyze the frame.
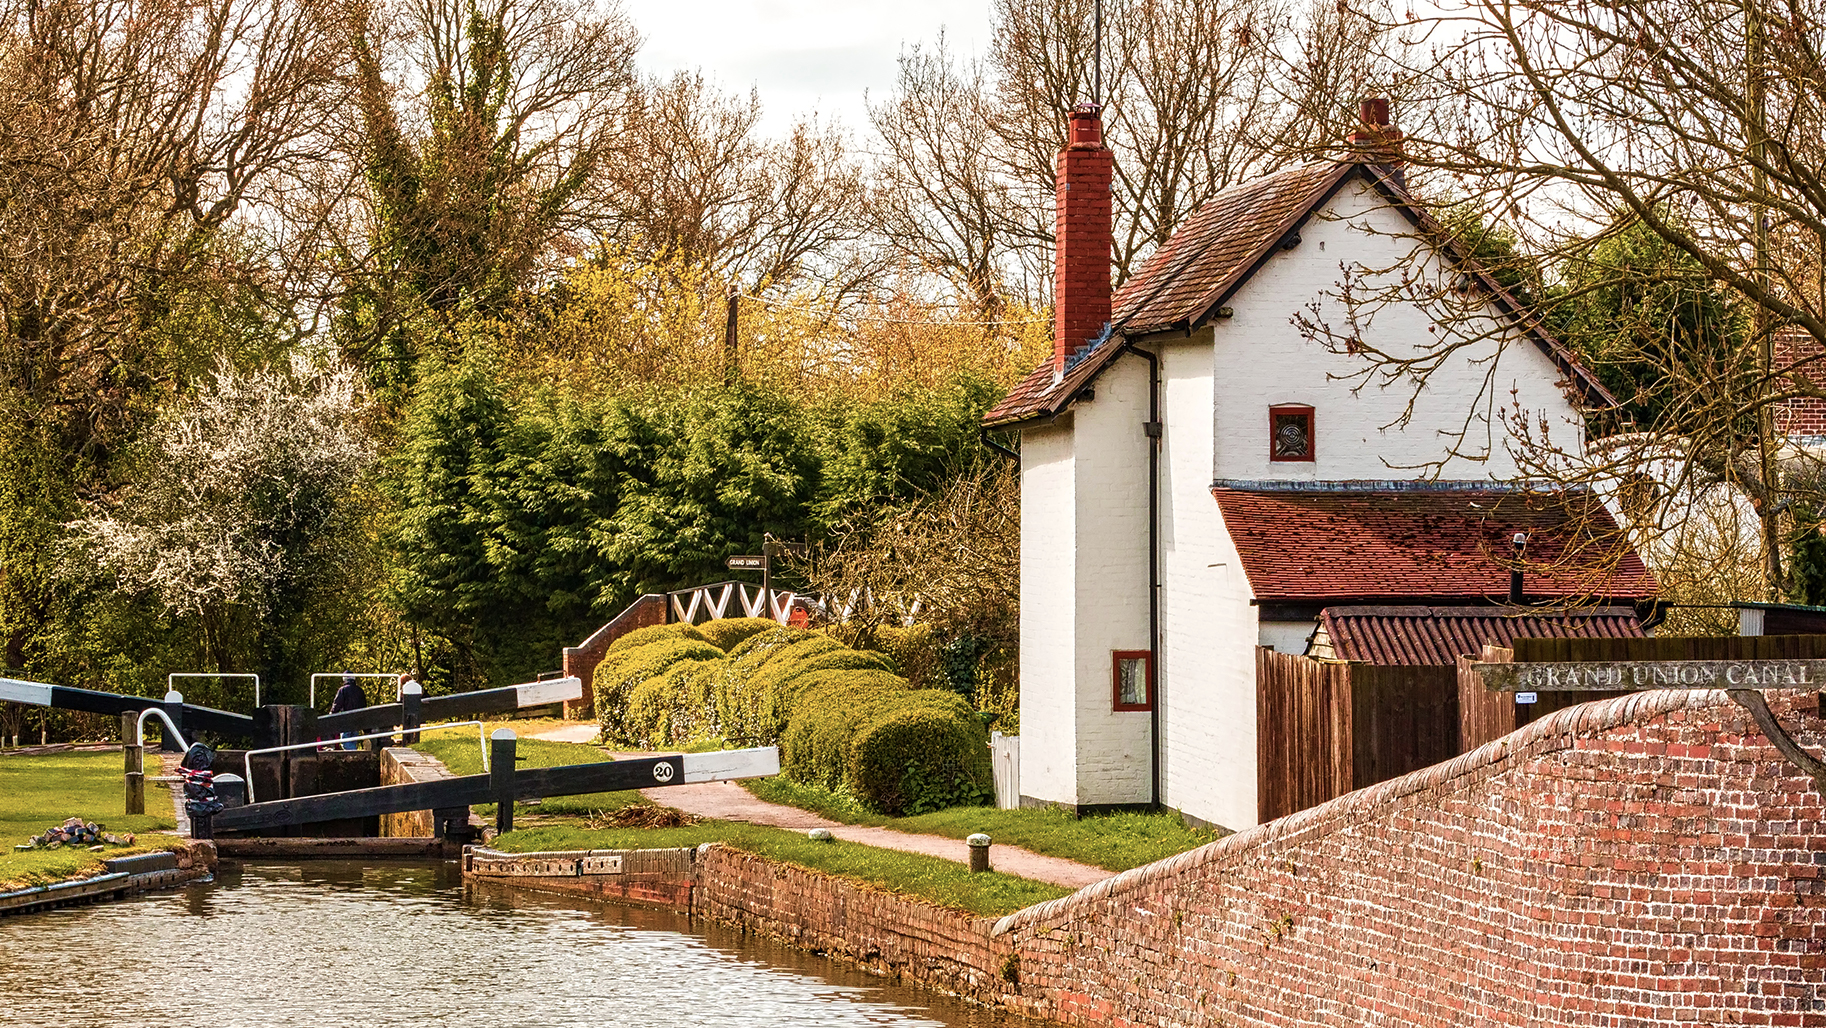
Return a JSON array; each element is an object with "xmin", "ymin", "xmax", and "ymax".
[{"xmin": 0, "ymin": 861, "xmax": 1039, "ymax": 1027}]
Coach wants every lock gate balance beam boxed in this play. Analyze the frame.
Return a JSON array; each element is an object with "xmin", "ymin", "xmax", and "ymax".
[{"xmin": 211, "ymin": 743, "xmax": 779, "ymax": 834}]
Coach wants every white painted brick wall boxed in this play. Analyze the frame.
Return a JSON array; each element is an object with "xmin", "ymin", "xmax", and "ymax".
[
  {"xmin": 1156, "ymin": 333, "xmax": 1260, "ymax": 831},
  {"xmin": 1018, "ymin": 421, "xmax": 1078, "ymax": 805},
  {"xmin": 1211, "ymin": 179, "xmax": 1583, "ymax": 483},
  {"xmin": 1067, "ymin": 356, "xmax": 1153, "ymax": 806}
]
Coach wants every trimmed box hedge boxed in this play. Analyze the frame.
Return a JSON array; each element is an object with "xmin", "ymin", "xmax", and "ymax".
[{"xmin": 591, "ymin": 621, "xmax": 994, "ymax": 814}]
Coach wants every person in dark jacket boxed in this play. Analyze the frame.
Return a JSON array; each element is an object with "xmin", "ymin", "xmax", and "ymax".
[{"xmin": 329, "ymin": 673, "xmax": 366, "ymax": 750}]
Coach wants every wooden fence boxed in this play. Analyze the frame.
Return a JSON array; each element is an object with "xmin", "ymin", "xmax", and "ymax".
[{"xmin": 1256, "ymin": 649, "xmax": 1457, "ymax": 823}]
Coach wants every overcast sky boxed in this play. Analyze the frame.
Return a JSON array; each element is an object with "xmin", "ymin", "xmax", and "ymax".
[{"xmin": 620, "ymin": 0, "xmax": 994, "ymax": 137}]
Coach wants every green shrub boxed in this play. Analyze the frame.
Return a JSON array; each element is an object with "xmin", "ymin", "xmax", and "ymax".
[
  {"xmin": 780, "ymin": 673, "xmax": 992, "ymax": 815},
  {"xmin": 849, "ymin": 691, "xmax": 994, "ymax": 815},
  {"xmin": 697, "ymin": 617, "xmax": 778, "ymax": 652},
  {"xmin": 866, "ymin": 624, "xmax": 941, "ymax": 690},
  {"xmin": 623, "ymin": 658, "xmax": 724, "ymax": 749},
  {"xmin": 780, "ymin": 671, "xmax": 912, "ymax": 789},
  {"xmin": 595, "ymin": 638, "xmax": 726, "ymax": 744},
  {"xmin": 725, "ymin": 625, "xmax": 812, "ymax": 661},
  {"xmin": 606, "ymin": 622, "xmax": 708, "ymax": 656}
]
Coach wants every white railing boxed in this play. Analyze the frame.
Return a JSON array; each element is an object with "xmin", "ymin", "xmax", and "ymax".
[{"xmin": 667, "ymin": 581, "xmax": 804, "ymax": 624}]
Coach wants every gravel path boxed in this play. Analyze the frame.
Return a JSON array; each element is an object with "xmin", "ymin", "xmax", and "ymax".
[
  {"xmin": 518, "ymin": 728, "xmax": 1112, "ymax": 889},
  {"xmin": 640, "ymin": 780, "xmax": 1111, "ymax": 890}
]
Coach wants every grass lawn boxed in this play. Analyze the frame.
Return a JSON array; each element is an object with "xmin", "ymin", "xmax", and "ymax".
[
  {"xmin": 0, "ymin": 750, "xmax": 179, "ymax": 891},
  {"xmin": 491, "ymin": 822, "xmax": 1071, "ymax": 917},
  {"xmin": 411, "ymin": 722, "xmax": 645, "ymax": 817},
  {"xmin": 743, "ymin": 776, "xmax": 1225, "ymax": 872}
]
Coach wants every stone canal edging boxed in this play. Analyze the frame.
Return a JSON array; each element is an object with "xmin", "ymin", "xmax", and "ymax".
[
  {"xmin": 463, "ymin": 842, "xmax": 1034, "ymax": 1016},
  {"xmin": 0, "ymin": 841, "xmax": 217, "ymax": 917}
]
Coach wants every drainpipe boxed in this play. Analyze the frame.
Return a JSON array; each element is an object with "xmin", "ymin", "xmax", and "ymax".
[{"xmin": 1126, "ymin": 342, "xmax": 1162, "ymax": 809}]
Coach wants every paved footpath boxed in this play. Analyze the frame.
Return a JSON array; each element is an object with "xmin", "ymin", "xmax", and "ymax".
[{"xmin": 526, "ymin": 724, "xmax": 1112, "ymax": 889}]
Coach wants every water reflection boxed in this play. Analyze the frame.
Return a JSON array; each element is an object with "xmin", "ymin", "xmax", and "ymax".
[{"xmin": 0, "ymin": 862, "xmax": 1035, "ymax": 1028}]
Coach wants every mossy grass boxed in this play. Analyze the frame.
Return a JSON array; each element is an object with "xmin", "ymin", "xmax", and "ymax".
[
  {"xmin": 0, "ymin": 750, "xmax": 179, "ymax": 891},
  {"xmin": 743, "ymin": 776, "xmax": 1225, "ymax": 872},
  {"xmin": 490, "ymin": 822, "xmax": 1070, "ymax": 917}
]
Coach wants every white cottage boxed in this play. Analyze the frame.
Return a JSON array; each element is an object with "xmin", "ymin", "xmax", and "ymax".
[{"xmin": 986, "ymin": 101, "xmax": 1654, "ymax": 831}]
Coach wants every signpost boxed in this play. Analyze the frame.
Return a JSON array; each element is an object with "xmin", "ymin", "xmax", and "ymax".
[
  {"xmin": 1471, "ymin": 656, "xmax": 1826, "ymax": 794},
  {"xmin": 724, "ymin": 536, "xmax": 807, "ymax": 621},
  {"xmin": 1474, "ymin": 659, "xmax": 1826, "ymax": 693}
]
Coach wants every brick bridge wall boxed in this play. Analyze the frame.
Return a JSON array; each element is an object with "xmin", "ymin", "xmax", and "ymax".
[
  {"xmin": 995, "ymin": 689, "xmax": 1826, "ymax": 1027},
  {"xmin": 472, "ymin": 690, "xmax": 1826, "ymax": 1026}
]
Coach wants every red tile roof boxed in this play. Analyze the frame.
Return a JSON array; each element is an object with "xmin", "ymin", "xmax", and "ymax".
[
  {"xmin": 1213, "ymin": 486, "xmax": 1656, "ymax": 604},
  {"xmin": 1315, "ymin": 605, "xmax": 1645, "ymax": 666},
  {"xmin": 984, "ymin": 159, "xmax": 1614, "ymax": 428}
]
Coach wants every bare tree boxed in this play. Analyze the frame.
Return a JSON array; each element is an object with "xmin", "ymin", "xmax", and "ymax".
[
  {"xmin": 869, "ymin": 0, "xmax": 1388, "ymax": 310},
  {"xmin": 1323, "ymin": 0, "xmax": 1826, "ymax": 598},
  {"xmin": 600, "ymin": 71, "xmax": 873, "ymax": 292}
]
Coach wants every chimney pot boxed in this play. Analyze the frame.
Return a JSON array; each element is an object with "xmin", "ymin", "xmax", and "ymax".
[{"xmin": 1359, "ymin": 98, "xmax": 1390, "ymax": 128}]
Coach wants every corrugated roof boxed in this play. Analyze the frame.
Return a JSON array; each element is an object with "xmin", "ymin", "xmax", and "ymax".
[
  {"xmin": 1314, "ymin": 605, "xmax": 1645, "ymax": 666},
  {"xmin": 1213, "ymin": 485, "xmax": 1657, "ymax": 603},
  {"xmin": 983, "ymin": 158, "xmax": 1615, "ymax": 429}
]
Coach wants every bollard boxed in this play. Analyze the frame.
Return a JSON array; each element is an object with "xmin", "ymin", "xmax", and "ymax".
[
  {"xmin": 967, "ymin": 833, "xmax": 992, "ymax": 873},
  {"xmin": 401, "ymin": 682, "xmax": 423, "ymax": 745},
  {"xmin": 214, "ymin": 773, "xmax": 246, "ymax": 808},
  {"xmin": 122, "ymin": 711, "xmax": 145, "ymax": 815},
  {"xmin": 489, "ymin": 729, "xmax": 517, "ymax": 836},
  {"xmin": 160, "ymin": 690, "xmax": 185, "ymax": 753},
  {"xmin": 179, "ymin": 743, "xmax": 220, "ymax": 841}
]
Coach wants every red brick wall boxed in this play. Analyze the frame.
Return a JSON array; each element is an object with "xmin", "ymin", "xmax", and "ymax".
[
  {"xmin": 995, "ymin": 690, "xmax": 1826, "ymax": 1027},
  {"xmin": 1776, "ymin": 328, "xmax": 1826, "ymax": 438},
  {"xmin": 693, "ymin": 846, "xmax": 1027, "ymax": 1013},
  {"xmin": 561, "ymin": 593, "xmax": 666, "ymax": 719},
  {"xmin": 469, "ymin": 690, "xmax": 1826, "ymax": 1025}
]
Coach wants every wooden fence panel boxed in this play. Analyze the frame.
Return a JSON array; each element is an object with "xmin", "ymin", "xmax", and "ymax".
[
  {"xmin": 1349, "ymin": 664, "xmax": 1459, "ymax": 791},
  {"xmin": 1458, "ymin": 646, "xmax": 1516, "ymax": 752},
  {"xmin": 1256, "ymin": 648, "xmax": 1351, "ymax": 823}
]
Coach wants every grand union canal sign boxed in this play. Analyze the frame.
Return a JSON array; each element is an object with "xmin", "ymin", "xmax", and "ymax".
[
  {"xmin": 1472, "ymin": 657, "xmax": 1826, "ymax": 791},
  {"xmin": 1475, "ymin": 659, "xmax": 1826, "ymax": 692}
]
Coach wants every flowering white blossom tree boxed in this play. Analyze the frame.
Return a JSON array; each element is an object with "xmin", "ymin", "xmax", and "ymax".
[{"xmin": 65, "ymin": 356, "xmax": 374, "ymax": 678}]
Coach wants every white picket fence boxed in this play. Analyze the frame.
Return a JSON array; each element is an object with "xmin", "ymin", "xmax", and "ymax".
[{"xmin": 990, "ymin": 731, "xmax": 1020, "ymax": 810}]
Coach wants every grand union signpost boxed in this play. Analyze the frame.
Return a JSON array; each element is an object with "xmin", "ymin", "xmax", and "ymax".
[{"xmin": 1475, "ymin": 656, "xmax": 1826, "ymax": 792}]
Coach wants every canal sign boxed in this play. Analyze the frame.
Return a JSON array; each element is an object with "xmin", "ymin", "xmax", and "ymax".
[
  {"xmin": 726, "ymin": 555, "xmax": 765, "ymax": 570},
  {"xmin": 1476, "ymin": 658, "xmax": 1826, "ymax": 692}
]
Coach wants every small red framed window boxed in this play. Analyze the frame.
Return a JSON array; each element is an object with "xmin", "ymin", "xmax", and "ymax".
[
  {"xmin": 1269, "ymin": 404, "xmax": 1315, "ymax": 462},
  {"xmin": 1112, "ymin": 650, "xmax": 1153, "ymax": 711}
]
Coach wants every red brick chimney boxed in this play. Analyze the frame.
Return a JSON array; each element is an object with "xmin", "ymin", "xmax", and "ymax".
[
  {"xmin": 1054, "ymin": 104, "xmax": 1113, "ymax": 373},
  {"xmin": 1348, "ymin": 97, "xmax": 1405, "ymax": 188}
]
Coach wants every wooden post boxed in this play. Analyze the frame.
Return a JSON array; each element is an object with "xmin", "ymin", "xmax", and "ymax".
[
  {"xmin": 160, "ymin": 690, "xmax": 185, "ymax": 752},
  {"xmin": 122, "ymin": 712, "xmax": 145, "ymax": 815},
  {"xmin": 490, "ymin": 729, "xmax": 517, "ymax": 836},
  {"xmin": 724, "ymin": 285, "xmax": 740, "ymax": 384},
  {"xmin": 401, "ymin": 682, "xmax": 422, "ymax": 745}
]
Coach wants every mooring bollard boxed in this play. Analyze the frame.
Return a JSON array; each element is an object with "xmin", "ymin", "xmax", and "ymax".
[
  {"xmin": 179, "ymin": 743, "xmax": 221, "ymax": 841},
  {"xmin": 401, "ymin": 681, "xmax": 423, "ymax": 745},
  {"xmin": 160, "ymin": 690, "xmax": 185, "ymax": 753},
  {"xmin": 122, "ymin": 711, "xmax": 144, "ymax": 816},
  {"xmin": 490, "ymin": 728, "xmax": 517, "ymax": 835},
  {"xmin": 967, "ymin": 833, "xmax": 992, "ymax": 873}
]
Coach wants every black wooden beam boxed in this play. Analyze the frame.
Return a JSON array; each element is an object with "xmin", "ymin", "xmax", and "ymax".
[
  {"xmin": 212, "ymin": 751, "xmax": 737, "ymax": 832},
  {"xmin": 0, "ymin": 678, "xmax": 255, "ymax": 739},
  {"xmin": 315, "ymin": 677, "xmax": 582, "ymax": 734}
]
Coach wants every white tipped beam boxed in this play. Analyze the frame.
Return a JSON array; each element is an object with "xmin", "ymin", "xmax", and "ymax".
[
  {"xmin": 681, "ymin": 746, "xmax": 781, "ymax": 784},
  {"xmin": 513, "ymin": 676, "xmax": 582, "ymax": 707},
  {"xmin": 0, "ymin": 678, "xmax": 54, "ymax": 707}
]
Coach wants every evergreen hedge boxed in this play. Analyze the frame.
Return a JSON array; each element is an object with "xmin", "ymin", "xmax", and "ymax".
[{"xmin": 590, "ymin": 620, "xmax": 993, "ymax": 813}]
